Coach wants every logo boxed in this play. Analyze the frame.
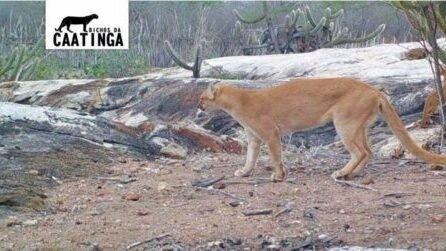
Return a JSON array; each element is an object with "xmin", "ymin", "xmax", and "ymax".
[{"xmin": 46, "ymin": 0, "xmax": 128, "ymax": 50}]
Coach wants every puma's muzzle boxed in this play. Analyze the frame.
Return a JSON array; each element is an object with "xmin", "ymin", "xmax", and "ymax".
[{"xmin": 196, "ymin": 108, "xmax": 208, "ymax": 118}]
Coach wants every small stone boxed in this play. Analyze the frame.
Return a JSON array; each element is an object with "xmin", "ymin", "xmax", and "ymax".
[
  {"xmin": 248, "ymin": 191, "xmax": 254, "ymax": 197},
  {"xmin": 432, "ymin": 215, "xmax": 444, "ymax": 223},
  {"xmin": 75, "ymin": 220, "xmax": 82, "ymax": 225},
  {"xmin": 137, "ymin": 211, "xmax": 149, "ymax": 216},
  {"xmin": 193, "ymin": 163, "xmax": 213, "ymax": 172},
  {"xmin": 125, "ymin": 193, "xmax": 140, "ymax": 201},
  {"xmin": 157, "ymin": 182, "xmax": 169, "ymax": 191},
  {"xmin": 28, "ymin": 169, "xmax": 39, "ymax": 175},
  {"xmin": 339, "ymin": 209, "xmax": 345, "ymax": 214},
  {"xmin": 229, "ymin": 201, "xmax": 240, "ymax": 207},
  {"xmin": 57, "ymin": 207, "xmax": 68, "ymax": 212},
  {"xmin": 266, "ymin": 244, "xmax": 281, "ymax": 250},
  {"xmin": 403, "ymin": 205, "xmax": 412, "ymax": 210},
  {"xmin": 117, "ymin": 157, "xmax": 127, "ymax": 163},
  {"xmin": 22, "ymin": 219, "xmax": 38, "ymax": 226},
  {"xmin": 214, "ymin": 183, "xmax": 226, "ymax": 189},
  {"xmin": 89, "ymin": 210, "xmax": 103, "ymax": 216},
  {"xmin": 361, "ymin": 177, "xmax": 374, "ymax": 185},
  {"xmin": 6, "ymin": 217, "xmax": 21, "ymax": 227},
  {"xmin": 95, "ymin": 191, "xmax": 105, "ymax": 197},
  {"xmin": 318, "ymin": 234, "xmax": 329, "ymax": 240},
  {"xmin": 417, "ymin": 204, "xmax": 432, "ymax": 210},
  {"xmin": 207, "ymin": 240, "xmax": 224, "ymax": 248}
]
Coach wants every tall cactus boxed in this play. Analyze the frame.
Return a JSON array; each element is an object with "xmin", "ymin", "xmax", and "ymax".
[
  {"xmin": 164, "ymin": 40, "xmax": 202, "ymax": 78},
  {"xmin": 324, "ymin": 24, "xmax": 386, "ymax": 48},
  {"xmin": 0, "ymin": 37, "xmax": 43, "ymax": 81},
  {"xmin": 234, "ymin": 1, "xmax": 280, "ymax": 54},
  {"xmin": 303, "ymin": 6, "xmax": 384, "ymax": 50},
  {"xmin": 234, "ymin": 3, "xmax": 385, "ymax": 54}
]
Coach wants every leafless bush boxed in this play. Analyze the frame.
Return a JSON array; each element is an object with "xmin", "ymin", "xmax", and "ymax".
[{"xmin": 0, "ymin": 1, "xmax": 416, "ymax": 78}]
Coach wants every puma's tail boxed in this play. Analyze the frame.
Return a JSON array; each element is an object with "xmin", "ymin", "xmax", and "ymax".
[{"xmin": 378, "ymin": 94, "xmax": 446, "ymax": 165}]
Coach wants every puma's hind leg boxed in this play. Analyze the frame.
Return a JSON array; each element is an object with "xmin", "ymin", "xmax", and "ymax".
[
  {"xmin": 419, "ymin": 93, "xmax": 438, "ymax": 128},
  {"xmin": 234, "ymin": 129, "xmax": 261, "ymax": 177},
  {"xmin": 332, "ymin": 111, "xmax": 373, "ymax": 179},
  {"xmin": 348, "ymin": 127, "xmax": 372, "ymax": 178}
]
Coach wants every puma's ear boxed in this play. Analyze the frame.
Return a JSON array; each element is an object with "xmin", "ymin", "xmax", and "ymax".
[
  {"xmin": 208, "ymin": 84, "xmax": 220, "ymax": 99},
  {"xmin": 441, "ymin": 65, "xmax": 446, "ymax": 75}
]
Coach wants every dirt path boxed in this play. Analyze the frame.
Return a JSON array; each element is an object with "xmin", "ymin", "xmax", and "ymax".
[{"xmin": 1, "ymin": 153, "xmax": 445, "ymax": 250}]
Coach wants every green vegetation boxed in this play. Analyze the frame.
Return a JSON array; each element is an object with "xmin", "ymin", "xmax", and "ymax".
[
  {"xmin": 390, "ymin": 1, "xmax": 446, "ymax": 64},
  {"xmin": 0, "ymin": 1, "xmax": 416, "ymax": 80},
  {"xmin": 0, "ymin": 37, "xmax": 43, "ymax": 81},
  {"xmin": 234, "ymin": 2, "xmax": 385, "ymax": 54}
]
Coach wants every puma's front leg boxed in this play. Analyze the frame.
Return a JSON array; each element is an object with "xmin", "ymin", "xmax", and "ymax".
[{"xmin": 234, "ymin": 129, "xmax": 261, "ymax": 177}]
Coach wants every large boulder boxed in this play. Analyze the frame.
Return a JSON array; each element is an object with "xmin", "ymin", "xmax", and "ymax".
[
  {"xmin": 1, "ymin": 41, "xmax": 444, "ymax": 212},
  {"xmin": 0, "ymin": 102, "xmax": 242, "ymax": 212},
  {"xmin": 0, "ymin": 41, "xmax": 441, "ymax": 149}
]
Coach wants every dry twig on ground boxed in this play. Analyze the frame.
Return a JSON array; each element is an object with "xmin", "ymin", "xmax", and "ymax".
[
  {"xmin": 194, "ymin": 187, "xmax": 246, "ymax": 201},
  {"xmin": 242, "ymin": 209, "xmax": 273, "ymax": 216},
  {"xmin": 125, "ymin": 233, "xmax": 172, "ymax": 250},
  {"xmin": 332, "ymin": 176, "xmax": 379, "ymax": 192}
]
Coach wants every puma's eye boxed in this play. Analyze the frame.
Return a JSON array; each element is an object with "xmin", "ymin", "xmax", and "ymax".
[{"xmin": 198, "ymin": 100, "xmax": 205, "ymax": 110}]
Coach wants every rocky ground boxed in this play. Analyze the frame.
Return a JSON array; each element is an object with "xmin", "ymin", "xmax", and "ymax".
[
  {"xmin": 0, "ymin": 150, "xmax": 445, "ymax": 250},
  {"xmin": 1, "ymin": 41, "xmax": 446, "ymax": 250}
]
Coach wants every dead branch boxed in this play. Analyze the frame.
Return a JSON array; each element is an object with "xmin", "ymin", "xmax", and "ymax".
[
  {"xmin": 274, "ymin": 202, "xmax": 295, "ymax": 218},
  {"xmin": 242, "ymin": 209, "xmax": 273, "ymax": 216},
  {"xmin": 222, "ymin": 177, "xmax": 297, "ymax": 186},
  {"xmin": 191, "ymin": 175, "xmax": 225, "ymax": 188},
  {"xmin": 332, "ymin": 176, "xmax": 379, "ymax": 192},
  {"xmin": 383, "ymin": 192, "xmax": 415, "ymax": 198},
  {"xmin": 125, "ymin": 233, "xmax": 171, "ymax": 250},
  {"xmin": 96, "ymin": 176, "xmax": 137, "ymax": 184},
  {"xmin": 194, "ymin": 187, "xmax": 246, "ymax": 201}
]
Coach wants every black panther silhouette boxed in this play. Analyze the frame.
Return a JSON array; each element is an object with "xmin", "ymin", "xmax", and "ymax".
[{"xmin": 55, "ymin": 14, "xmax": 99, "ymax": 33}]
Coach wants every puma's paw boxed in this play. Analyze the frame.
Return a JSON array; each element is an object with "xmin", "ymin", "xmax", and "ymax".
[
  {"xmin": 331, "ymin": 170, "xmax": 344, "ymax": 180},
  {"xmin": 234, "ymin": 168, "xmax": 252, "ymax": 177},
  {"xmin": 271, "ymin": 168, "xmax": 287, "ymax": 182}
]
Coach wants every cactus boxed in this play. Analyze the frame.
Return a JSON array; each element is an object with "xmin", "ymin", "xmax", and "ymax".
[
  {"xmin": 233, "ymin": 1, "xmax": 280, "ymax": 54},
  {"xmin": 0, "ymin": 37, "xmax": 43, "ymax": 81},
  {"xmin": 234, "ymin": 3, "xmax": 385, "ymax": 55},
  {"xmin": 233, "ymin": 2, "xmax": 267, "ymax": 24},
  {"xmin": 164, "ymin": 40, "xmax": 202, "ymax": 78},
  {"xmin": 324, "ymin": 24, "xmax": 386, "ymax": 48}
]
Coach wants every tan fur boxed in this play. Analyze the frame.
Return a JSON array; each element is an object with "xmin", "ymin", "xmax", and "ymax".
[
  {"xmin": 419, "ymin": 67, "xmax": 446, "ymax": 128},
  {"xmin": 198, "ymin": 78, "xmax": 446, "ymax": 181},
  {"xmin": 405, "ymin": 48, "xmax": 427, "ymax": 60}
]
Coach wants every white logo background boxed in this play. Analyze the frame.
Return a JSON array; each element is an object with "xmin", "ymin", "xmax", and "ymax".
[{"xmin": 46, "ymin": 0, "xmax": 128, "ymax": 49}]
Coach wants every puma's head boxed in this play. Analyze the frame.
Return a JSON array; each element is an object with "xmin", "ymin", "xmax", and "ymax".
[
  {"xmin": 197, "ymin": 84, "xmax": 222, "ymax": 116},
  {"xmin": 92, "ymin": 14, "xmax": 99, "ymax": 19}
]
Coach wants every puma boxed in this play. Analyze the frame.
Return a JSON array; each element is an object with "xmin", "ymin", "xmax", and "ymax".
[
  {"xmin": 419, "ymin": 67, "xmax": 446, "ymax": 128},
  {"xmin": 198, "ymin": 78, "xmax": 446, "ymax": 181}
]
